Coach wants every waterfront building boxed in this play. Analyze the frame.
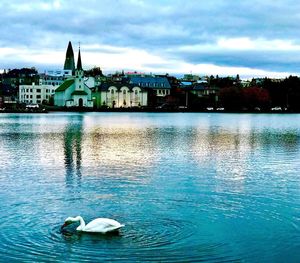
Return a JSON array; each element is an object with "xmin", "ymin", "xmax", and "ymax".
[
  {"xmin": 127, "ymin": 74, "xmax": 171, "ymax": 105},
  {"xmin": 191, "ymin": 83, "xmax": 219, "ymax": 97},
  {"xmin": 54, "ymin": 46, "xmax": 93, "ymax": 107},
  {"xmin": 19, "ymin": 83, "xmax": 56, "ymax": 104},
  {"xmin": 128, "ymin": 75, "xmax": 171, "ymax": 97},
  {"xmin": 92, "ymin": 82, "xmax": 147, "ymax": 108}
]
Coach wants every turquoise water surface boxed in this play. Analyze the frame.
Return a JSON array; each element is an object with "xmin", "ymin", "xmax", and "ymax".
[{"xmin": 0, "ymin": 112, "xmax": 300, "ymax": 262}]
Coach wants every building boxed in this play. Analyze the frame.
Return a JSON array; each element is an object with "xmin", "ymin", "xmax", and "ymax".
[
  {"xmin": 54, "ymin": 44, "xmax": 93, "ymax": 108},
  {"xmin": 19, "ymin": 83, "xmax": 56, "ymax": 104},
  {"xmin": 39, "ymin": 69, "xmax": 72, "ymax": 86},
  {"xmin": 92, "ymin": 82, "xmax": 147, "ymax": 108},
  {"xmin": 191, "ymin": 83, "xmax": 219, "ymax": 97},
  {"xmin": 128, "ymin": 75, "xmax": 171, "ymax": 97},
  {"xmin": 182, "ymin": 74, "xmax": 200, "ymax": 82},
  {"xmin": 127, "ymin": 74, "xmax": 171, "ymax": 106}
]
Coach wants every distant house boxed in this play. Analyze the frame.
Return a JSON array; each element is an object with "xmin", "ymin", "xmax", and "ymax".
[
  {"xmin": 191, "ymin": 83, "xmax": 219, "ymax": 97},
  {"xmin": 128, "ymin": 75, "xmax": 171, "ymax": 97},
  {"xmin": 19, "ymin": 83, "xmax": 57, "ymax": 104},
  {"xmin": 127, "ymin": 75, "xmax": 171, "ymax": 106},
  {"xmin": 54, "ymin": 42, "xmax": 93, "ymax": 108},
  {"xmin": 92, "ymin": 82, "xmax": 147, "ymax": 108},
  {"xmin": 39, "ymin": 69, "xmax": 72, "ymax": 86}
]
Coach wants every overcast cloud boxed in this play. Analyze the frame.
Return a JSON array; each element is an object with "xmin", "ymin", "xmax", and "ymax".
[{"xmin": 1, "ymin": 0, "xmax": 300, "ymax": 78}]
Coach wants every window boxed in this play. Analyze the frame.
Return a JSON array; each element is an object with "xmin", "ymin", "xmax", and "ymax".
[
  {"xmin": 123, "ymin": 90, "xmax": 126, "ymax": 94},
  {"xmin": 36, "ymin": 95, "xmax": 41, "ymax": 99},
  {"xmin": 30, "ymin": 89, "xmax": 33, "ymax": 92},
  {"xmin": 111, "ymin": 89, "xmax": 114, "ymax": 94},
  {"xmin": 36, "ymin": 89, "xmax": 41, "ymax": 93},
  {"xmin": 135, "ymin": 90, "xmax": 138, "ymax": 95}
]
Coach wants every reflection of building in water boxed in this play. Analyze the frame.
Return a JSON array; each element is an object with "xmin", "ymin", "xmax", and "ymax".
[
  {"xmin": 64, "ymin": 120, "xmax": 83, "ymax": 187},
  {"xmin": 77, "ymin": 118, "xmax": 157, "ymax": 182}
]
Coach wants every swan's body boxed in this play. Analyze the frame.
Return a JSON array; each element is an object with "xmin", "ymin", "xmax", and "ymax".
[{"xmin": 62, "ymin": 216, "xmax": 124, "ymax": 234}]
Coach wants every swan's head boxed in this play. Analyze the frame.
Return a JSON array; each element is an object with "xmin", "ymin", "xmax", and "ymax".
[{"xmin": 61, "ymin": 216, "xmax": 80, "ymax": 229}]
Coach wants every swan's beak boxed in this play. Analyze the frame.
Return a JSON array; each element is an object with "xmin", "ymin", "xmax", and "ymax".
[{"xmin": 60, "ymin": 223, "xmax": 68, "ymax": 230}]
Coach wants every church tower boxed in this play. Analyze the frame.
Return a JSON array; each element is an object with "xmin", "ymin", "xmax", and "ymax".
[
  {"xmin": 64, "ymin": 41, "xmax": 75, "ymax": 71},
  {"xmin": 76, "ymin": 47, "xmax": 82, "ymax": 71},
  {"xmin": 74, "ymin": 46, "xmax": 84, "ymax": 91}
]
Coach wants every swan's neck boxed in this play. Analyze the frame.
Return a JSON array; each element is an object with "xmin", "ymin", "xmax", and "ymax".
[{"xmin": 75, "ymin": 216, "xmax": 85, "ymax": 231}]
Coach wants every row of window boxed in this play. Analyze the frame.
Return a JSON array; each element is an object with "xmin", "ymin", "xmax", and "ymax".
[
  {"xmin": 157, "ymin": 90, "xmax": 170, "ymax": 95},
  {"xmin": 43, "ymin": 81, "xmax": 61, "ymax": 86},
  {"xmin": 24, "ymin": 100, "xmax": 42, "ymax": 104},
  {"xmin": 21, "ymin": 89, "xmax": 55, "ymax": 93},
  {"xmin": 110, "ymin": 89, "xmax": 142, "ymax": 94},
  {"xmin": 135, "ymin": 82, "xmax": 166, "ymax": 87},
  {"xmin": 21, "ymin": 94, "xmax": 43, "ymax": 99},
  {"xmin": 44, "ymin": 77, "xmax": 64, "ymax": 81}
]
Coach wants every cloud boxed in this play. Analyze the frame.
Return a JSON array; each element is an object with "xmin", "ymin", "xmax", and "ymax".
[{"xmin": 0, "ymin": 0, "xmax": 300, "ymax": 78}]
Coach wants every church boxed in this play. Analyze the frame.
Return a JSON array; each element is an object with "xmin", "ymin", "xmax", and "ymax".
[{"xmin": 54, "ymin": 42, "xmax": 93, "ymax": 107}]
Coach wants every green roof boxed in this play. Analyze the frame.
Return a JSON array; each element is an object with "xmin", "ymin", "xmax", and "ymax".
[
  {"xmin": 55, "ymin": 79, "xmax": 75, "ymax": 92},
  {"xmin": 71, "ymin": 90, "xmax": 88, "ymax": 96}
]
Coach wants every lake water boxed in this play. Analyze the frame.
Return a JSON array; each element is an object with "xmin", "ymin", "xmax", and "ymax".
[{"xmin": 0, "ymin": 112, "xmax": 300, "ymax": 262}]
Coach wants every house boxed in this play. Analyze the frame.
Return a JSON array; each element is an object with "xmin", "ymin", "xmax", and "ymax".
[
  {"xmin": 127, "ymin": 74, "xmax": 171, "ymax": 106},
  {"xmin": 92, "ymin": 82, "xmax": 147, "ymax": 108},
  {"xmin": 54, "ymin": 43, "xmax": 93, "ymax": 108},
  {"xmin": 191, "ymin": 83, "xmax": 219, "ymax": 97},
  {"xmin": 19, "ymin": 83, "xmax": 57, "ymax": 104},
  {"xmin": 39, "ymin": 69, "xmax": 72, "ymax": 86},
  {"xmin": 128, "ymin": 75, "xmax": 171, "ymax": 97}
]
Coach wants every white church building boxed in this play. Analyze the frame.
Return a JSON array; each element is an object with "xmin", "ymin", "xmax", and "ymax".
[{"xmin": 54, "ymin": 42, "xmax": 93, "ymax": 107}]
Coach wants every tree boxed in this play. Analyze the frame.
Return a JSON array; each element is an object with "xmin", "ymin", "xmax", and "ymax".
[
  {"xmin": 242, "ymin": 87, "xmax": 270, "ymax": 110},
  {"xmin": 85, "ymin": 67, "xmax": 103, "ymax": 77},
  {"xmin": 219, "ymin": 87, "xmax": 243, "ymax": 110}
]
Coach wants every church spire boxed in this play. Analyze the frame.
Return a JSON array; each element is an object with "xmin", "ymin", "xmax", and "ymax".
[
  {"xmin": 64, "ymin": 41, "xmax": 75, "ymax": 71},
  {"xmin": 76, "ymin": 47, "xmax": 82, "ymax": 70}
]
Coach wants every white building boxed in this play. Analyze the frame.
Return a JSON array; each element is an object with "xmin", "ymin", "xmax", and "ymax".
[
  {"xmin": 93, "ymin": 83, "xmax": 147, "ymax": 108},
  {"xmin": 19, "ymin": 83, "xmax": 57, "ymax": 104}
]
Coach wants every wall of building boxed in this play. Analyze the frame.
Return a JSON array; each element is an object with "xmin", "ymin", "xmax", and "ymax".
[
  {"xmin": 98, "ymin": 86, "xmax": 147, "ymax": 108},
  {"xmin": 19, "ymin": 83, "xmax": 57, "ymax": 104}
]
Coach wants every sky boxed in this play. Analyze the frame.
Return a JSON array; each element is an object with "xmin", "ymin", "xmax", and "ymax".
[{"xmin": 1, "ymin": 0, "xmax": 300, "ymax": 78}]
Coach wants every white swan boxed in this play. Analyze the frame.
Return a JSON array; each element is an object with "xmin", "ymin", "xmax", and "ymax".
[{"xmin": 61, "ymin": 216, "xmax": 124, "ymax": 234}]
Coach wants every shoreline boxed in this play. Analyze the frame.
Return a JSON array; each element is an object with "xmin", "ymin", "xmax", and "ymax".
[{"xmin": 0, "ymin": 107, "xmax": 299, "ymax": 114}]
